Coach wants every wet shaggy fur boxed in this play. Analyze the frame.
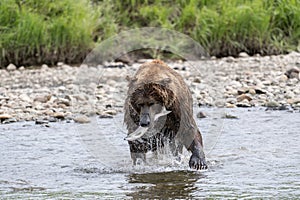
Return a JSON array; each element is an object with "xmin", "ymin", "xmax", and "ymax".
[{"xmin": 124, "ymin": 60, "xmax": 205, "ymax": 163}]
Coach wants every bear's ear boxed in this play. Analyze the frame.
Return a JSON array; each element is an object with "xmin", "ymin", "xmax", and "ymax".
[
  {"xmin": 160, "ymin": 78, "xmax": 172, "ymax": 86},
  {"xmin": 126, "ymin": 75, "xmax": 137, "ymax": 82}
]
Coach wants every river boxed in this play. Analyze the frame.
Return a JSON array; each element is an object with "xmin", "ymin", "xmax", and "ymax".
[{"xmin": 0, "ymin": 108, "xmax": 299, "ymax": 199}]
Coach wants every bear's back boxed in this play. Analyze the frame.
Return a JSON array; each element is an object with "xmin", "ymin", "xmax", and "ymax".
[{"xmin": 133, "ymin": 60, "xmax": 188, "ymax": 92}]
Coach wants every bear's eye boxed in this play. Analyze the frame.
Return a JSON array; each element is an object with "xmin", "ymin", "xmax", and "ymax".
[
  {"xmin": 137, "ymin": 103, "xmax": 144, "ymax": 108},
  {"xmin": 149, "ymin": 102, "xmax": 155, "ymax": 106}
]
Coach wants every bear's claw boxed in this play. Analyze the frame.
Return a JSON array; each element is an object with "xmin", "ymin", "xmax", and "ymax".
[{"xmin": 189, "ymin": 154, "xmax": 208, "ymax": 170}]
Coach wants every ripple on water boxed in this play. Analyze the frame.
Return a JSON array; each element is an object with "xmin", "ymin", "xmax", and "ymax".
[{"xmin": 0, "ymin": 108, "xmax": 299, "ymax": 199}]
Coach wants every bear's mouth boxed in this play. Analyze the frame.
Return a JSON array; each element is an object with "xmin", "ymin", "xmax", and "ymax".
[{"xmin": 124, "ymin": 107, "xmax": 171, "ymax": 141}]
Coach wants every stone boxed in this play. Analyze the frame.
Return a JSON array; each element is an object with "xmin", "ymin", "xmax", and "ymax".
[
  {"xmin": 0, "ymin": 114, "xmax": 13, "ymax": 120},
  {"xmin": 279, "ymin": 75, "xmax": 288, "ymax": 82},
  {"xmin": 52, "ymin": 112, "xmax": 65, "ymax": 119},
  {"xmin": 226, "ymin": 103, "xmax": 236, "ymax": 108},
  {"xmin": 73, "ymin": 94, "xmax": 88, "ymax": 101},
  {"xmin": 1, "ymin": 52, "xmax": 300, "ymax": 123},
  {"xmin": 222, "ymin": 113, "xmax": 238, "ymax": 119},
  {"xmin": 285, "ymin": 67, "xmax": 299, "ymax": 79},
  {"xmin": 57, "ymin": 62, "xmax": 64, "ymax": 67},
  {"xmin": 253, "ymin": 87, "xmax": 267, "ymax": 94},
  {"xmin": 262, "ymin": 80, "xmax": 272, "ymax": 86},
  {"xmin": 62, "ymin": 64, "xmax": 72, "ymax": 71},
  {"xmin": 237, "ymin": 94, "xmax": 252, "ymax": 102},
  {"xmin": 98, "ymin": 114, "xmax": 113, "ymax": 119},
  {"xmin": 239, "ymin": 52, "xmax": 249, "ymax": 58},
  {"xmin": 197, "ymin": 111, "xmax": 207, "ymax": 118},
  {"xmin": 237, "ymin": 87, "xmax": 248, "ymax": 95},
  {"xmin": 19, "ymin": 94, "xmax": 32, "ymax": 102},
  {"xmin": 236, "ymin": 99, "xmax": 251, "ymax": 107},
  {"xmin": 103, "ymin": 109, "xmax": 117, "ymax": 115},
  {"xmin": 34, "ymin": 94, "xmax": 52, "ymax": 103},
  {"xmin": 104, "ymin": 62, "xmax": 126, "ymax": 69},
  {"xmin": 249, "ymin": 89, "xmax": 256, "ymax": 95},
  {"xmin": 35, "ymin": 119, "xmax": 49, "ymax": 125},
  {"xmin": 7, "ymin": 63, "xmax": 17, "ymax": 71},
  {"xmin": 54, "ymin": 98, "xmax": 71, "ymax": 106},
  {"xmin": 193, "ymin": 77, "xmax": 201, "ymax": 83},
  {"xmin": 2, "ymin": 118, "xmax": 17, "ymax": 123},
  {"xmin": 73, "ymin": 115, "xmax": 90, "ymax": 123},
  {"xmin": 225, "ymin": 56, "xmax": 235, "ymax": 62},
  {"xmin": 265, "ymin": 101, "xmax": 280, "ymax": 108},
  {"xmin": 287, "ymin": 98, "xmax": 300, "ymax": 105},
  {"xmin": 41, "ymin": 64, "xmax": 49, "ymax": 70},
  {"xmin": 48, "ymin": 117, "xmax": 58, "ymax": 122},
  {"xmin": 227, "ymin": 89, "xmax": 238, "ymax": 95}
]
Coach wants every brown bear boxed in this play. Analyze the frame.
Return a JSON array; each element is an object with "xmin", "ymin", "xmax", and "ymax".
[{"xmin": 124, "ymin": 60, "xmax": 207, "ymax": 170}]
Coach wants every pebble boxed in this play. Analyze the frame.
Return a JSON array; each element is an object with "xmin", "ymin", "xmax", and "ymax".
[
  {"xmin": 236, "ymin": 99, "xmax": 251, "ymax": 107},
  {"xmin": 197, "ymin": 111, "xmax": 207, "ymax": 118},
  {"xmin": 2, "ymin": 118, "xmax": 17, "ymax": 124},
  {"xmin": 19, "ymin": 94, "xmax": 32, "ymax": 102},
  {"xmin": 239, "ymin": 52, "xmax": 249, "ymax": 58},
  {"xmin": 265, "ymin": 101, "xmax": 280, "ymax": 108},
  {"xmin": 279, "ymin": 75, "xmax": 288, "ymax": 82},
  {"xmin": 57, "ymin": 62, "xmax": 64, "ymax": 67},
  {"xmin": 226, "ymin": 103, "xmax": 236, "ymax": 108},
  {"xmin": 1, "ymin": 52, "xmax": 300, "ymax": 123},
  {"xmin": 287, "ymin": 98, "xmax": 300, "ymax": 105},
  {"xmin": 34, "ymin": 94, "xmax": 52, "ymax": 103},
  {"xmin": 35, "ymin": 119, "xmax": 49, "ymax": 125},
  {"xmin": 253, "ymin": 87, "xmax": 266, "ymax": 94},
  {"xmin": 52, "ymin": 112, "xmax": 65, "ymax": 119},
  {"xmin": 237, "ymin": 94, "xmax": 252, "ymax": 102},
  {"xmin": 6, "ymin": 63, "xmax": 17, "ymax": 71},
  {"xmin": 0, "ymin": 114, "xmax": 13, "ymax": 120},
  {"xmin": 0, "ymin": 114, "xmax": 13, "ymax": 123},
  {"xmin": 285, "ymin": 67, "xmax": 299, "ymax": 79},
  {"xmin": 98, "ymin": 114, "xmax": 113, "ymax": 119},
  {"xmin": 249, "ymin": 89, "xmax": 256, "ymax": 95},
  {"xmin": 103, "ymin": 110, "xmax": 117, "ymax": 115},
  {"xmin": 222, "ymin": 113, "xmax": 238, "ymax": 119},
  {"xmin": 41, "ymin": 64, "xmax": 49, "ymax": 70},
  {"xmin": 73, "ymin": 115, "xmax": 90, "ymax": 123},
  {"xmin": 193, "ymin": 78, "xmax": 201, "ymax": 83}
]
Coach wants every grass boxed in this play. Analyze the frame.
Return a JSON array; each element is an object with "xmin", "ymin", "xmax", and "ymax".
[
  {"xmin": 0, "ymin": 0, "xmax": 100, "ymax": 66},
  {"xmin": 110, "ymin": 0, "xmax": 300, "ymax": 57},
  {"xmin": 0, "ymin": 0, "xmax": 300, "ymax": 67}
]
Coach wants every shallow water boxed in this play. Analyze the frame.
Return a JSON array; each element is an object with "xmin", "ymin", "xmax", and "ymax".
[{"xmin": 0, "ymin": 108, "xmax": 299, "ymax": 199}]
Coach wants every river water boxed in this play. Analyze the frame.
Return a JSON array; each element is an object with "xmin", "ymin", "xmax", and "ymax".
[{"xmin": 0, "ymin": 108, "xmax": 299, "ymax": 199}]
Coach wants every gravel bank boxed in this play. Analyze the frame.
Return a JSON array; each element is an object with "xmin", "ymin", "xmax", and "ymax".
[{"xmin": 0, "ymin": 52, "xmax": 299, "ymax": 124}]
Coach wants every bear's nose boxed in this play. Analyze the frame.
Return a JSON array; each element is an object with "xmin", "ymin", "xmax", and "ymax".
[{"xmin": 140, "ymin": 114, "xmax": 150, "ymax": 127}]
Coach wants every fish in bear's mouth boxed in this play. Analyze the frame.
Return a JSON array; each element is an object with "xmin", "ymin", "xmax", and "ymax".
[{"xmin": 124, "ymin": 107, "xmax": 171, "ymax": 141}]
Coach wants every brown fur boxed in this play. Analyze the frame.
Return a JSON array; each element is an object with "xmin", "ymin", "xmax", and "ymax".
[{"xmin": 124, "ymin": 60, "xmax": 206, "ymax": 169}]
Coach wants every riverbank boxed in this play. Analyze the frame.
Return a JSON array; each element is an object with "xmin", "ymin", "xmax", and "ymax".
[{"xmin": 0, "ymin": 52, "xmax": 299, "ymax": 124}]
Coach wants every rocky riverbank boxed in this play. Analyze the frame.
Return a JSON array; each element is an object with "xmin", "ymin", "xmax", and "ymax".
[{"xmin": 0, "ymin": 52, "xmax": 299, "ymax": 124}]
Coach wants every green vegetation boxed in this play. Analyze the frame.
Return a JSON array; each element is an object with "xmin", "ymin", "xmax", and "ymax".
[
  {"xmin": 1, "ymin": 0, "xmax": 300, "ymax": 67},
  {"xmin": 0, "ymin": 0, "xmax": 100, "ymax": 66},
  {"xmin": 108, "ymin": 0, "xmax": 300, "ymax": 57}
]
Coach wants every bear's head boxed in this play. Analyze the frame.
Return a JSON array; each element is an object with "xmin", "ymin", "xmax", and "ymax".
[{"xmin": 129, "ymin": 82, "xmax": 175, "ymax": 128}]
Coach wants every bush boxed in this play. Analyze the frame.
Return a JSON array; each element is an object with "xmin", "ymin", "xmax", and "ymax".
[
  {"xmin": 0, "ymin": 0, "xmax": 101, "ymax": 67},
  {"xmin": 105, "ymin": 0, "xmax": 300, "ymax": 57},
  {"xmin": 1, "ymin": 0, "xmax": 300, "ymax": 67}
]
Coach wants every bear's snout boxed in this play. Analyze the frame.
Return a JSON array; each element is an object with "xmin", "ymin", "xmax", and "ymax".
[{"xmin": 139, "ymin": 113, "xmax": 150, "ymax": 127}]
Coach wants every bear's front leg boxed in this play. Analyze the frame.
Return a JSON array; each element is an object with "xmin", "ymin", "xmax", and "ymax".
[
  {"xmin": 128, "ymin": 141, "xmax": 147, "ymax": 165},
  {"xmin": 188, "ymin": 137, "xmax": 207, "ymax": 170},
  {"xmin": 130, "ymin": 152, "xmax": 146, "ymax": 165}
]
